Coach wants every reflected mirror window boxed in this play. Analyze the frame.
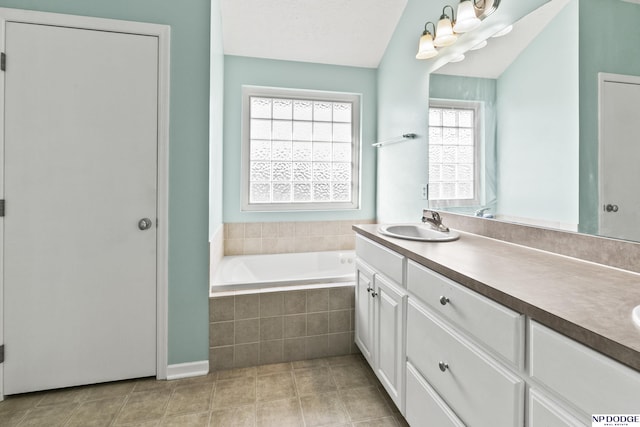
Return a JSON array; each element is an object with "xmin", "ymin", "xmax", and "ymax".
[{"xmin": 428, "ymin": 99, "xmax": 481, "ymax": 207}]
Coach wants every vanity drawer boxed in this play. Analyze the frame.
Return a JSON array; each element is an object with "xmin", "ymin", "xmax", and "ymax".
[
  {"xmin": 405, "ymin": 361, "xmax": 464, "ymax": 427},
  {"xmin": 355, "ymin": 235, "xmax": 404, "ymax": 284},
  {"xmin": 407, "ymin": 260, "xmax": 524, "ymax": 367},
  {"xmin": 407, "ymin": 299, "xmax": 524, "ymax": 427},
  {"xmin": 529, "ymin": 321, "xmax": 640, "ymax": 415}
]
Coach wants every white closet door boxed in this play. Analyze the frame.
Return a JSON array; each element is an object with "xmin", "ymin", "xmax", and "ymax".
[{"xmin": 4, "ymin": 21, "xmax": 159, "ymax": 394}]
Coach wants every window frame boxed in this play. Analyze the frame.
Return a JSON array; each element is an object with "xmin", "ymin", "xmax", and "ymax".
[
  {"xmin": 241, "ymin": 85, "xmax": 361, "ymax": 212},
  {"xmin": 427, "ymin": 98, "xmax": 483, "ymax": 208}
]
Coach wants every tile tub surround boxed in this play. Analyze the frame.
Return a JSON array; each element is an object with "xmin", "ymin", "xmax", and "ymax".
[
  {"xmin": 439, "ymin": 211, "xmax": 640, "ymax": 274},
  {"xmin": 223, "ymin": 219, "xmax": 375, "ymax": 256},
  {"xmin": 209, "ymin": 286, "xmax": 358, "ymax": 371},
  {"xmin": 0, "ymin": 355, "xmax": 409, "ymax": 427},
  {"xmin": 353, "ymin": 224, "xmax": 640, "ymax": 372}
]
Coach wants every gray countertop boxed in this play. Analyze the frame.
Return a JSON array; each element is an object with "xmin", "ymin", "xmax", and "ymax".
[{"xmin": 353, "ymin": 224, "xmax": 640, "ymax": 372}]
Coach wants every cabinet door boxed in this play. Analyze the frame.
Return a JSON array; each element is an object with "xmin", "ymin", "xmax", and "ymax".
[
  {"xmin": 355, "ymin": 260, "xmax": 375, "ymax": 364},
  {"xmin": 529, "ymin": 388, "xmax": 587, "ymax": 427},
  {"xmin": 374, "ymin": 274, "xmax": 407, "ymax": 411}
]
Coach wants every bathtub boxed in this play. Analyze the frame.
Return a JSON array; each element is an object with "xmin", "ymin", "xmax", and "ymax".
[{"xmin": 210, "ymin": 250, "xmax": 356, "ymax": 295}]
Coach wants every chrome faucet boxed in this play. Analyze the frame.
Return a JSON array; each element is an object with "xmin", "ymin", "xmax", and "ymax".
[{"xmin": 422, "ymin": 209, "xmax": 449, "ymax": 232}]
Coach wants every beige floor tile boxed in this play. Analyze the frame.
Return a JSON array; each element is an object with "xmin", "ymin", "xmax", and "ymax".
[
  {"xmin": 171, "ymin": 373, "xmax": 217, "ymax": 389},
  {"xmin": 134, "ymin": 378, "xmax": 177, "ymax": 393},
  {"xmin": 256, "ymin": 372, "xmax": 296, "ymax": 402},
  {"xmin": 395, "ymin": 412, "xmax": 411, "ymax": 426},
  {"xmin": 257, "ymin": 362, "xmax": 292, "ymax": 376},
  {"xmin": 85, "ymin": 381, "xmax": 137, "ymax": 401},
  {"xmin": 299, "ymin": 392, "xmax": 349, "ymax": 426},
  {"xmin": 114, "ymin": 390, "xmax": 171, "ymax": 425},
  {"xmin": 216, "ymin": 366, "xmax": 257, "ymax": 380},
  {"xmin": 65, "ymin": 396, "xmax": 126, "ymax": 426},
  {"xmin": 293, "ymin": 367, "xmax": 337, "ymax": 395},
  {"xmin": 211, "ymin": 377, "xmax": 256, "ymax": 409},
  {"xmin": 165, "ymin": 383, "xmax": 214, "ymax": 415},
  {"xmin": 18, "ymin": 402, "xmax": 78, "ymax": 427},
  {"xmin": 325, "ymin": 354, "xmax": 365, "ymax": 367},
  {"xmin": 256, "ymin": 398, "xmax": 303, "ymax": 427},
  {"xmin": 35, "ymin": 386, "xmax": 90, "ymax": 407},
  {"xmin": 0, "ymin": 393, "xmax": 44, "ymax": 413},
  {"xmin": 352, "ymin": 416, "xmax": 399, "ymax": 426},
  {"xmin": 340, "ymin": 386, "xmax": 393, "ymax": 422},
  {"xmin": 160, "ymin": 411, "xmax": 210, "ymax": 426},
  {"xmin": 330, "ymin": 364, "xmax": 377, "ymax": 389},
  {"xmin": 292, "ymin": 358, "xmax": 328, "ymax": 370},
  {"xmin": 209, "ymin": 404, "xmax": 256, "ymax": 427},
  {"xmin": 0, "ymin": 409, "xmax": 27, "ymax": 427}
]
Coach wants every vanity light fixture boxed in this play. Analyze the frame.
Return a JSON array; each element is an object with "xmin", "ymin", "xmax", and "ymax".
[
  {"xmin": 416, "ymin": 22, "xmax": 439, "ymax": 59},
  {"xmin": 450, "ymin": 54, "xmax": 466, "ymax": 62},
  {"xmin": 453, "ymin": 0, "xmax": 481, "ymax": 33},
  {"xmin": 469, "ymin": 39, "xmax": 488, "ymax": 50},
  {"xmin": 434, "ymin": 5, "xmax": 458, "ymax": 47},
  {"xmin": 492, "ymin": 24, "xmax": 513, "ymax": 37}
]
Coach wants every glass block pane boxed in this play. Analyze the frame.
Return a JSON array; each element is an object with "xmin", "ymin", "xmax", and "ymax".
[
  {"xmin": 250, "ymin": 183, "xmax": 270, "ymax": 203},
  {"xmin": 443, "ymin": 146, "xmax": 457, "ymax": 163},
  {"xmin": 292, "ymin": 141, "xmax": 312, "ymax": 161},
  {"xmin": 293, "ymin": 100, "xmax": 312, "ymax": 120},
  {"xmin": 272, "ymin": 162, "xmax": 292, "ymax": 181},
  {"xmin": 441, "ymin": 183, "xmax": 456, "ymax": 199},
  {"xmin": 313, "ymin": 122, "xmax": 332, "ymax": 141},
  {"xmin": 458, "ymin": 146, "xmax": 474, "ymax": 163},
  {"xmin": 457, "ymin": 164, "xmax": 473, "ymax": 181},
  {"xmin": 273, "ymin": 183, "xmax": 291, "ymax": 202},
  {"xmin": 272, "ymin": 140, "xmax": 292, "ymax": 161},
  {"xmin": 250, "ymin": 140, "xmax": 271, "ymax": 160},
  {"xmin": 429, "ymin": 108, "xmax": 442, "ymax": 126},
  {"xmin": 332, "ymin": 182, "xmax": 351, "ymax": 201},
  {"xmin": 293, "ymin": 162, "xmax": 312, "ymax": 181},
  {"xmin": 273, "ymin": 99, "xmax": 292, "ymax": 120},
  {"xmin": 333, "ymin": 102, "xmax": 352, "ymax": 123},
  {"xmin": 313, "ymin": 183, "xmax": 331, "ymax": 201},
  {"xmin": 272, "ymin": 120, "xmax": 292, "ymax": 141},
  {"xmin": 458, "ymin": 110, "xmax": 473, "ymax": 127},
  {"xmin": 442, "ymin": 110, "xmax": 457, "ymax": 127},
  {"xmin": 250, "ymin": 161, "xmax": 271, "ymax": 181},
  {"xmin": 459, "ymin": 128, "xmax": 473, "ymax": 145},
  {"xmin": 314, "ymin": 101, "xmax": 332, "ymax": 121},
  {"xmin": 429, "ymin": 127, "xmax": 443, "ymax": 144},
  {"xmin": 313, "ymin": 162, "xmax": 331, "ymax": 181},
  {"xmin": 441, "ymin": 164, "xmax": 456, "ymax": 182},
  {"xmin": 251, "ymin": 97, "xmax": 271, "ymax": 119},
  {"xmin": 443, "ymin": 128, "xmax": 458, "ymax": 145},
  {"xmin": 457, "ymin": 182, "xmax": 473, "ymax": 199},
  {"xmin": 332, "ymin": 123, "xmax": 352, "ymax": 142},
  {"xmin": 250, "ymin": 119, "xmax": 272, "ymax": 140},
  {"xmin": 293, "ymin": 183, "xmax": 311, "ymax": 201},
  {"xmin": 429, "ymin": 145, "xmax": 442, "ymax": 163},
  {"xmin": 293, "ymin": 121, "xmax": 312, "ymax": 141},
  {"xmin": 429, "ymin": 183, "xmax": 441, "ymax": 200},
  {"xmin": 332, "ymin": 163, "xmax": 351, "ymax": 182},
  {"xmin": 313, "ymin": 142, "xmax": 331, "ymax": 161},
  {"xmin": 333, "ymin": 143, "xmax": 352, "ymax": 162},
  {"xmin": 429, "ymin": 164, "xmax": 441, "ymax": 182}
]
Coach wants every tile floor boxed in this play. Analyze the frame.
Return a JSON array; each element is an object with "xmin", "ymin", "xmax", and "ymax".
[{"xmin": 0, "ymin": 354, "xmax": 410, "ymax": 427}]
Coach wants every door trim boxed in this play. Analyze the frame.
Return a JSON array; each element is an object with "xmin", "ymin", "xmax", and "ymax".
[
  {"xmin": 0, "ymin": 8, "xmax": 170, "ymax": 399},
  {"xmin": 597, "ymin": 72, "xmax": 640, "ymax": 235}
]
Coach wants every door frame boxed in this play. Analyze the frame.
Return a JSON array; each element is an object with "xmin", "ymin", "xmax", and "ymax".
[
  {"xmin": 0, "ymin": 8, "xmax": 170, "ymax": 398},
  {"xmin": 597, "ymin": 72, "xmax": 640, "ymax": 235}
]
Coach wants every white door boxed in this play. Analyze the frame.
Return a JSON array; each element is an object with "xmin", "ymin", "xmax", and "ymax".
[
  {"xmin": 3, "ymin": 21, "xmax": 159, "ymax": 394},
  {"xmin": 599, "ymin": 73, "xmax": 640, "ymax": 241}
]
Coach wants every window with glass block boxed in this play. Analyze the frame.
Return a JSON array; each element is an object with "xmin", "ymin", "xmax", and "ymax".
[
  {"xmin": 428, "ymin": 100, "xmax": 480, "ymax": 205},
  {"xmin": 243, "ymin": 88, "xmax": 360, "ymax": 210}
]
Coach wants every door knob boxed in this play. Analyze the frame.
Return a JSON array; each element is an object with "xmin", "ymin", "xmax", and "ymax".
[
  {"xmin": 604, "ymin": 204, "xmax": 619, "ymax": 213},
  {"xmin": 138, "ymin": 218, "xmax": 153, "ymax": 230}
]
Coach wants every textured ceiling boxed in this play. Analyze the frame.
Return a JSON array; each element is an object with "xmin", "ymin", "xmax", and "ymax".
[{"xmin": 220, "ymin": 0, "xmax": 408, "ymax": 68}]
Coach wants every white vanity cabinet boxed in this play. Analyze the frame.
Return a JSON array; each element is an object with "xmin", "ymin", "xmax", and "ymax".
[{"xmin": 354, "ymin": 236, "xmax": 407, "ymax": 411}]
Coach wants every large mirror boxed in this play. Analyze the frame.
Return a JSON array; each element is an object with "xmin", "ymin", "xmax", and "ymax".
[{"xmin": 427, "ymin": 0, "xmax": 640, "ymax": 242}]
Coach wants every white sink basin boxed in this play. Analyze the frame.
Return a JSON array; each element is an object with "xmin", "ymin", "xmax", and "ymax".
[
  {"xmin": 633, "ymin": 305, "xmax": 640, "ymax": 328},
  {"xmin": 379, "ymin": 224, "xmax": 460, "ymax": 242}
]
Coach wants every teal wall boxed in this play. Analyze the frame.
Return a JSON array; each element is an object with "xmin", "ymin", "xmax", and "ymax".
[
  {"xmin": 0, "ymin": 0, "xmax": 212, "ymax": 365},
  {"xmin": 429, "ymin": 74, "xmax": 498, "ymax": 214},
  {"xmin": 579, "ymin": 0, "xmax": 640, "ymax": 234},
  {"xmin": 496, "ymin": 0, "xmax": 579, "ymax": 228},
  {"xmin": 376, "ymin": 0, "xmax": 547, "ymax": 223},
  {"xmin": 223, "ymin": 55, "xmax": 377, "ymax": 223}
]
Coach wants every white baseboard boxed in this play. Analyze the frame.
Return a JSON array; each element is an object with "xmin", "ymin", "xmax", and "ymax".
[{"xmin": 166, "ymin": 360, "xmax": 209, "ymax": 380}]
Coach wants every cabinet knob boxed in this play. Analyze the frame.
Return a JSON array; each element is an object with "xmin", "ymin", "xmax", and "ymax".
[
  {"xmin": 439, "ymin": 361, "xmax": 449, "ymax": 372},
  {"xmin": 439, "ymin": 296, "xmax": 450, "ymax": 306},
  {"xmin": 371, "ymin": 291, "xmax": 378, "ymax": 298},
  {"xmin": 366, "ymin": 287, "xmax": 372, "ymax": 293}
]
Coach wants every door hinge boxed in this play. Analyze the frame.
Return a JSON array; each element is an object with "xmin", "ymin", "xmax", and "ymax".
[
  {"xmin": 0, "ymin": 199, "xmax": 4, "ymax": 217},
  {"xmin": 1, "ymin": 52, "xmax": 5, "ymax": 71},
  {"xmin": 0, "ymin": 344, "xmax": 4, "ymax": 363}
]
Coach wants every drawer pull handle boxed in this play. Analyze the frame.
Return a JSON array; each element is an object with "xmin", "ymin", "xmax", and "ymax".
[
  {"xmin": 439, "ymin": 361, "xmax": 449, "ymax": 372},
  {"xmin": 371, "ymin": 291, "xmax": 378, "ymax": 298},
  {"xmin": 439, "ymin": 296, "xmax": 450, "ymax": 306}
]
